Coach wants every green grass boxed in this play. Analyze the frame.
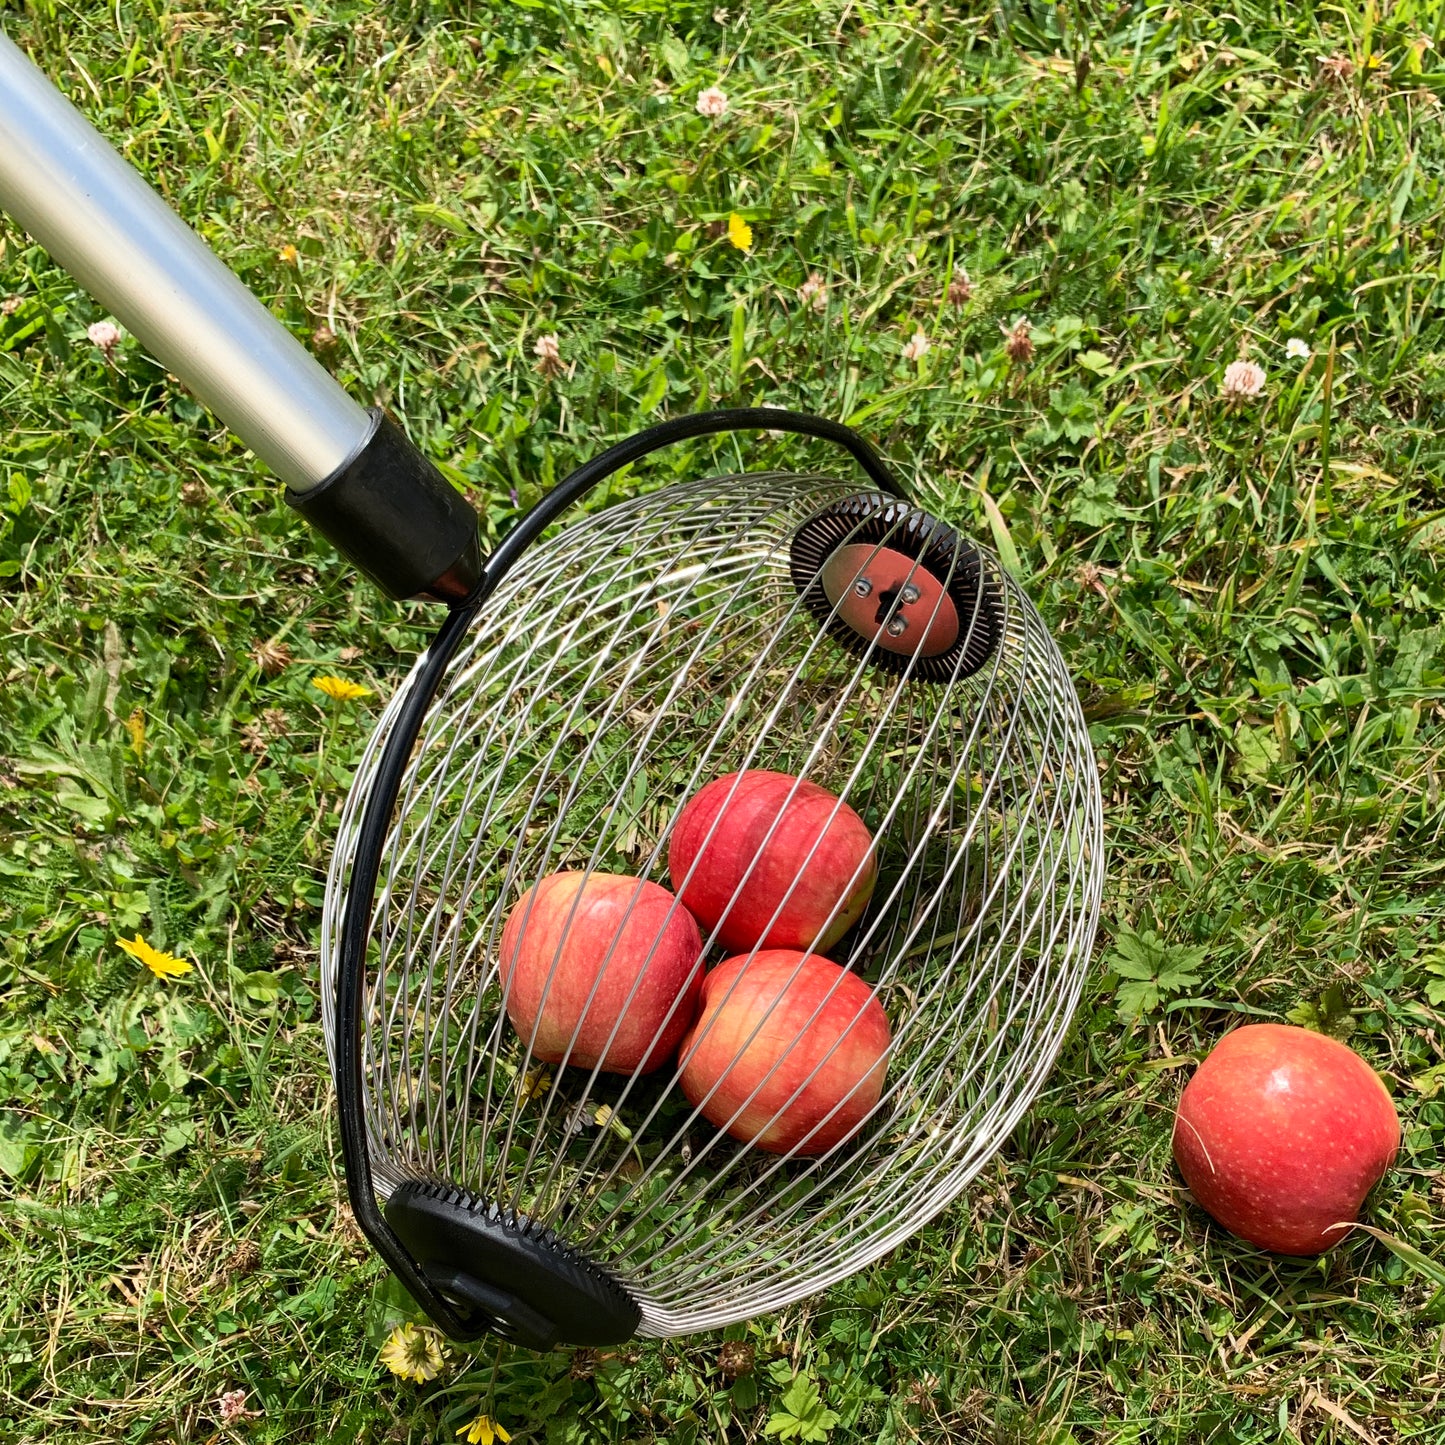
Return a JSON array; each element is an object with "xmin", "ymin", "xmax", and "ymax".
[{"xmin": 4, "ymin": 0, "xmax": 1445, "ymax": 1440}]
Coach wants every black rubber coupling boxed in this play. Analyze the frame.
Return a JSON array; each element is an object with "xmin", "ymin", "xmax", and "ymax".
[{"xmin": 286, "ymin": 408, "xmax": 482, "ymax": 604}]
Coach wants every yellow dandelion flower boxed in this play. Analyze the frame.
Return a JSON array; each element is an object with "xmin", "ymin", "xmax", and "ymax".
[
  {"xmin": 379, "ymin": 1322, "xmax": 445, "ymax": 1383},
  {"xmin": 458, "ymin": 1414, "xmax": 512, "ymax": 1445},
  {"xmin": 594, "ymin": 1104, "xmax": 633, "ymax": 1141},
  {"xmin": 117, "ymin": 934, "xmax": 193, "ymax": 981},
  {"xmin": 519, "ymin": 1066, "xmax": 553, "ymax": 1104},
  {"xmin": 124, "ymin": 709, "xmax": 146, "ymax": 757},
  {"xmin": 727, "ymin": 213, "xmax": 753, "ymax": 252},
  {"xmin": 312, "ymin": 675, "xmax": 372, "ymax": 702},
  {"xmin": 278, "ymin": 243, "xmax": 299, "ymax": 265}
]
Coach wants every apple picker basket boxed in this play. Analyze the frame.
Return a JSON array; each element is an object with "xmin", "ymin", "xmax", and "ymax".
[{"xmin": 0, "ymin": 33, "xmax": 1104, "ymax": 1352}]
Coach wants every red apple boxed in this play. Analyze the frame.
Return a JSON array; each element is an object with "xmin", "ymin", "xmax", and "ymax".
[
  {"xmin": 1172, "ymin": 1023, "xmax": 1400, "ymax": 1255},
  {"xmin": 498, "ymin": 871, "xmax": 703, "ymax": 1075},
  {"xmin": 667, "ymin": 770, "xmax": 877, "ymax": 954},
  {"xmin": 678, "ymin": 950, "xmax": 891, "ymax": 1155}
]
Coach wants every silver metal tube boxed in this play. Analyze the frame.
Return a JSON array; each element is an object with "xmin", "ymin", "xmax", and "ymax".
[{"xmin": 0, "ymin": 31, "xmax": 370, "ymax": 492}]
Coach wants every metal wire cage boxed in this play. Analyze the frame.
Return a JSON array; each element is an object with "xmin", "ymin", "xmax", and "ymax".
[{"xmin": 319, "ymin": 414, "xmax": 1104, "ymax": 1350}]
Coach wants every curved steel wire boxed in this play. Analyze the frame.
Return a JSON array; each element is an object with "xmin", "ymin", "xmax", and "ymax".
[{"xmin": 320, "ymin": 471, "xmax": 1103, "ymax": 1338}]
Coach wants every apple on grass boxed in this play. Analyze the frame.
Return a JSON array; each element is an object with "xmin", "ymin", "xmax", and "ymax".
[
  {"xmin": 678, "ymin": 950, "xmax": 891, "ymax": 1156},
  {"xmin": 498, "ymin": 871, "xmax": 704, "ymax": 1076},
  {"xmin": 668, "ymin": 770, "xmax": 877, "ymax": 954},
  {"xmin": 1172, "ymin": 1023, "xmax": 1400, "ymax": 1255}
]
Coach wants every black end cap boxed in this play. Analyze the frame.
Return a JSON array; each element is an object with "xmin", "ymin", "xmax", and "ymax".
[
  {"xmin": 384, "ymin": 1180, "xmax": 642, "ymax": 1350},
  {"xmin": 790, "ymin": 492, "xmax": 1002, "ymax": 681},
  {"xmin": 286, "ymin": 409, "xmax": 482, "ymax": 604}
]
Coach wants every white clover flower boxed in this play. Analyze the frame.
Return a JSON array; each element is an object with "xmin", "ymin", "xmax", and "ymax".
[
  {"xmin": 216, "ymin": 1389, "xmax": 260, "ymax": 1424},
  {"xmin": 902, "ymin": 331, "xmax": 931, "ymax": 362},
  {"xmin": 799, "ymin": 272, "xmax": 827, "ymax": 312},
  {"xmin": 1222, "ymin": 360, "xmax": 1267, "ymax": 399},
  {"xmin": 533, "ymin": 333, "xmax": 563, "ymax": 377},
  {"xmin": 696, "ymin": 86, "xmax": 729, "ymax": 118},
  {"xmin": 87, "ymin": 320, "xmax": 121, "ymax": 355}
]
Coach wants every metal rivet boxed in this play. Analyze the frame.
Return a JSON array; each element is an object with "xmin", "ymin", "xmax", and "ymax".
[
  {"xmin": 853, "ymin": 578, "xmax": 873, "ymax": 598},
  {"xmin": 885, "ymin": 616, "xmax": 908, "ymax": 637},
  {"xmin": 900, "ymin": 584, "xmax": 921, "ymax": 605}
]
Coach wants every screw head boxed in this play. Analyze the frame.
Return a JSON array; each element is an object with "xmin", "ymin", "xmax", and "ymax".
[
  {"xmin": 885, "ymin": 616, "xmax": 908, "ymax": 637},
  {"xmin": 900, "ymin": 584, "xmax": 921, "ymax": 605},
  {"xmin": 853, "ymin": 578, "xmax": 873, "ymax": 598}
]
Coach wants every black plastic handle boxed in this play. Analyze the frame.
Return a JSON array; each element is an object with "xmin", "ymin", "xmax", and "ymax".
[{"xmin": 288, "ymin": 409, "xmax": 483, "ymax": 604}]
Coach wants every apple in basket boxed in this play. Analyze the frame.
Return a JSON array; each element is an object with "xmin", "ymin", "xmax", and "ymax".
[
  {"xmin": 668, "ymin": 770, "xmax": 877, "ymax": 953},
  {"xmin": 498, "ymin": 872, "xmax": 704, "ymax": 1075},
  {"xmin": 678, "ymin": 950, "xmax": 891, "ymax": 1156},
  {"xmin": 1173, "ymin": 1023, "xmax": 1400, "ymax": 1254}
]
